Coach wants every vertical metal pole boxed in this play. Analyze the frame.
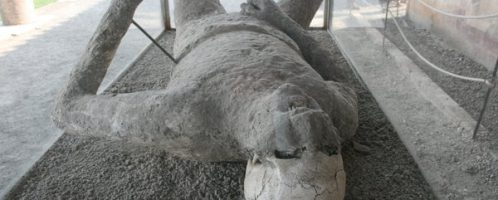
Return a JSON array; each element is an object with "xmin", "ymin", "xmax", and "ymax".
[
  {"xmin": 324, "ymin": 0, "xmax": 331, "ymax": 30},
  {"xmin": 382, "ymin": 0, "xmax": 391, "ymax": 51},
  {"xmin": 327, "ymin": 0, "xmax": 334, "ymax": 31},
  {"xmin": 396, "ymin": 0, "xmax": 400, "ymax": 17},
  {"xmin": 160, "ymin": 0, "xmax": 171, "ymax": 30},
  {"xmin": 473, "ymin": 58, "xmax": 498, "ymax": 139}
]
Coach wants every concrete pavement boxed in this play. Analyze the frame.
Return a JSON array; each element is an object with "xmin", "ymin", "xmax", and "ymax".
[{"xmin": 0, "ymin": 0, "xmax": 163, "ymax": 197}]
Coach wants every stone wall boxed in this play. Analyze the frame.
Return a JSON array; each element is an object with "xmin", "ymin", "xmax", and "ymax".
[{"xmin": 407, "ymin": 0, "xmax": 498, "ymax": 70}]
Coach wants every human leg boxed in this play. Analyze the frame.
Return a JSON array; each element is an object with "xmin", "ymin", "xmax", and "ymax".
[
  {"xmin": 278, "ymin": 0, "xmax": 323, "ymax": 28},
  {"xmin": 173, "ymin": 0, "xmax": 226, "ymax": 29}
]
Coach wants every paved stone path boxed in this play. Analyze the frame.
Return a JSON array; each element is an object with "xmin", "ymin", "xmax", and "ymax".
[{"xmin": 0, "ymin": 0, "xmax": 162, "ymax": 197}]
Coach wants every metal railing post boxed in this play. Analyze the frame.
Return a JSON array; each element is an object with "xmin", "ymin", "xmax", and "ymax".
[
  {"xmin": 160, "ymin": 0, "xmax": 172, "ymax": 30},
  {"xmin": 473, "ymin": 58, "xmax": 498, "ymax": 139},
  {"xmin": 324, "ymin": 0, "xmax": 331, "ymax": 30}
]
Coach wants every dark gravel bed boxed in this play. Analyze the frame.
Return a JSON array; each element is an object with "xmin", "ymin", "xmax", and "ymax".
[
  {"xmin": 382, "ymin": 17, "xmax": 498, "ymax": 136},
  {"xmin": 5, "ymin": 31, "xmax": 435, "ymax": 200}
]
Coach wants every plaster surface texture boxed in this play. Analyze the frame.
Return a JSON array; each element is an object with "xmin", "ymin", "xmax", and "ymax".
[
  {"xmin": 52, "ymin": 0, "xmax": 359, "ymax": 198},
  {"xmin": 166, "ymin": 0, "xmax": 325, "ymax": 28},
  {"xmin": 332, "ymin": 27, "xmax": 498, "ymax": 199},
  {"xmin": 5, "ymin": 31, "xmax": 435, "ymax": 200},
  {"xmin": 0, "ymin": 0, "xmax": 162, "ymax": 198}
]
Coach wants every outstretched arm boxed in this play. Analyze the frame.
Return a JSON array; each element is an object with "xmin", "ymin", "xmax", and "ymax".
[
  {"xmin": 62, "ymin": 0, "xmax": 142, "ymax": 98},
  {"xmin": 53, "ymin": 0, "xmax": 177, "ymax": 140},
  {"xmin": 242, "ymin": 0, "xmax": 348, "ymax": 82}
]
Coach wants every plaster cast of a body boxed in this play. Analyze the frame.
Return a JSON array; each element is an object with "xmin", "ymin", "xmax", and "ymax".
[{"xmin": 53, "ymin": 0, "xmax": 358, "ymax": 199}]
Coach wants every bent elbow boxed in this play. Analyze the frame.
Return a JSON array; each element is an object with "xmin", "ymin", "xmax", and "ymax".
[{"xmin": 52, "ymin": 99, "xmax": 69, "ymax": 130}]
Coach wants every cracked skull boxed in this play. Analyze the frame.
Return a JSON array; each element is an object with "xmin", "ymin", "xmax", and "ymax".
[
  {"xmin": 245, "ymin": 152, "xmax": 346, "ymax": 200},
  {"xmin": 244, "ymin": 85, "xmax": 346, "ymax": 200}
]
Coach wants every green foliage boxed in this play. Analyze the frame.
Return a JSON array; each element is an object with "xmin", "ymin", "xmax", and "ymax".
[{"xmin": 34, "ymin": 0, "xmax": 57, "ymax": 9}]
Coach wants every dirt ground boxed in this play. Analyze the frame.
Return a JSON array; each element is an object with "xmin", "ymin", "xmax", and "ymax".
[
  {"xmin": 5, "ymin": 31, "xmax": 435, "ymax": 200},
  {"xmin": 382, "ymin": 17, "xmax": 498, "ymax": 137}
]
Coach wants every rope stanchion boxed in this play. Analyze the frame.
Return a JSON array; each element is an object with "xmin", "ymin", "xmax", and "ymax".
[
  {"xmin": 382, "ymin": 3, "xmax": 497, "ymax": 140},
  {"xmin": 388, "ymin": 10, "xmax": 489, "ymax": 84},
  {"xmin": 414, "ymin": 0, "xmax": 498, "ymax": 20},
  {"xmin": 473, "ymin": 59, "xmax": 498, "ymax": 139}
]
